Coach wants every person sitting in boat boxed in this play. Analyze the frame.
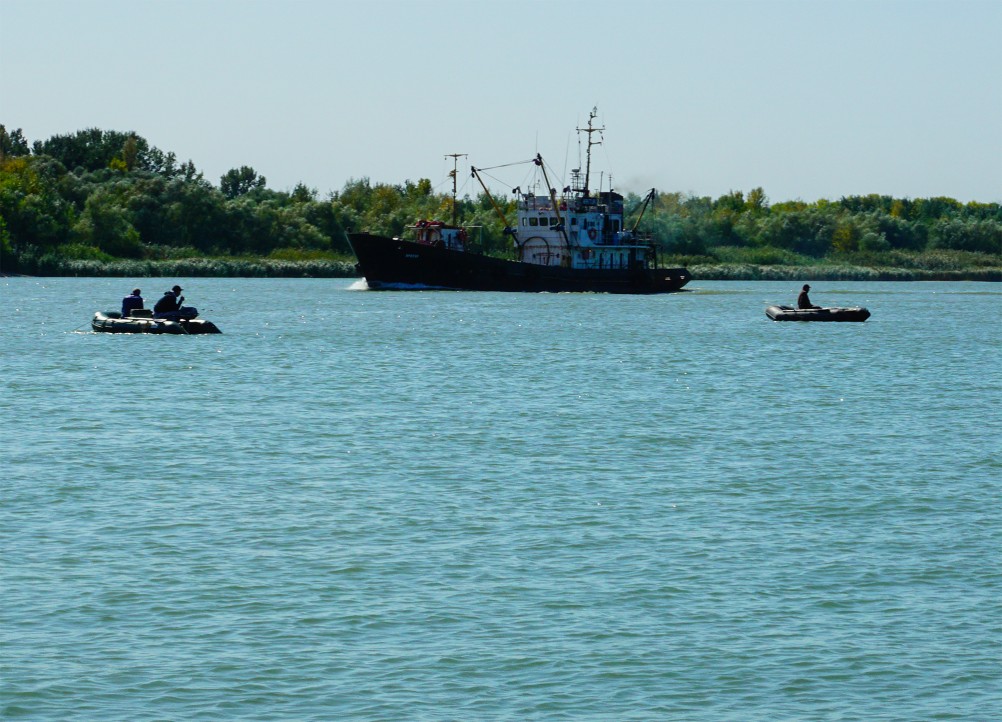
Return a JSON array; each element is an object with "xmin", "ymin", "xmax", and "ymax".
[
  {"xmin": 154, "ymin": 285, "xmax": 184, "ymax": 313},
  {"xmin": 797, "ymin": 284, "xmax": 821, "ymax": 310},
  {"xmin": 121, "ymin": 288, "xmax": 144, "ymax": 317},
  {"xmin": 153, "ymin": 285, "xmax": 196, "ymax": 320}
]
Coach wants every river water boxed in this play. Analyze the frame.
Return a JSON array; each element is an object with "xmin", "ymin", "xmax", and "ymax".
[{"xmin": 2, "ymin": 277, "xmax": 1000, "ymax": 720}]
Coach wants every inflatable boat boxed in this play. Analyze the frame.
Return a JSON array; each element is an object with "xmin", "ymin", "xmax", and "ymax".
[
  {"xmin": 91, "ymin": 308, "xmax": 221, "ymax": 334},
  {"xmin": 766, "ymin": 305, "xmax": 870, "ymax": 322}
]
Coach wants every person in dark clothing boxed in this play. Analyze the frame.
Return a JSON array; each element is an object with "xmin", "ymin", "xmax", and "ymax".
[
  {"xmin": 797, "ymin": 284, "xmax": 821, "ymax": 309},
  {"xmin": 121, "ymin": 288, "xmax": 144, "ymax": 317},
  {"xmin": 154, "ymin": 285, "xmax": 185, "ymax": 314}
]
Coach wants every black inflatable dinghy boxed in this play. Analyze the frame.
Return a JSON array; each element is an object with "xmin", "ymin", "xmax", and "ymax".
[
  {"xmin": 91, "ymin": 308, "xmax": 221, "ymax": 334},
  {"xmin": 766, "ymin": 305, "xmax": 870, "ymax": 322}
]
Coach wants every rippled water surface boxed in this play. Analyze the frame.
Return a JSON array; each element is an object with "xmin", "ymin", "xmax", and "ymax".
[{"xmin": 2, "ymin": 278, "xmax": 1000, "ymax": 720}]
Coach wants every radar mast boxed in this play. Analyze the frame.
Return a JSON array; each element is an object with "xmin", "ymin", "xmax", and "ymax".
[
  {"xmin": 576, "ymin": 107, "xmax": 604, "ymax": 196},
  {"xmin": 445, "ymin": 153, "xmax": 467, "ymax": 226}
]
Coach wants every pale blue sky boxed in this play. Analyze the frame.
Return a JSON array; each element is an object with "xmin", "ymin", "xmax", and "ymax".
[{"xmin": 2, "ymin": 0, "xmax": 1000, "ymax": 203}]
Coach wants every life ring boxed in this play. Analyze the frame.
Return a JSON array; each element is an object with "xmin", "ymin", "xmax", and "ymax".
[{"xmin": 588, "ymin": 228, "xmax": 598, "ymax": 241}]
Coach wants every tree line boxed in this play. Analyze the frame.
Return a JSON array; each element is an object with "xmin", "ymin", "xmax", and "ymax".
[{"xmin": 1, "ymin": 125, "xmax": 999, "ymax": 277}]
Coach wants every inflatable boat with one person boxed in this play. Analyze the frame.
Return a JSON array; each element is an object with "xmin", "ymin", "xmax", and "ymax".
[{"xmin": 766, "ymin": 305, "xmax": 871, "ymax": 322}]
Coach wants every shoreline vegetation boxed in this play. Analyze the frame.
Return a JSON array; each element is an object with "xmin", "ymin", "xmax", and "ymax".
[
  {"xmin": 4, "ymin": 256, "xmax": 999, "ymax": 282},
  {"xmin": 2, "ymin": 126, "xmax": 1000, "ymax": 282}
]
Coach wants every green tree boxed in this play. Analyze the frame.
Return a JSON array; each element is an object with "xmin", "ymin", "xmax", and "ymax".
[
  {"xmin": 859, "ymin": 231, "xmax": 891, "ymax": 252},
  {"xmin": 831, "ymin": 220, "xmax": 861, "ymax": 253},
  {"xmin": 72, "ymin": 189, "xmax": 142, "ymax": 257},
  {"xmin": 0, "ymin": 126, "xmax": 31, "ymax": 159},
  {"xmin": 746, "ymin": 187, "xmax": 768, "ymax": 214},
  {"xmin": 929, "ymin": 218, "xmax": 1002, "ymax": 254},
  {"xmin": 754, "ymin": 208, "xmax": 837, "ymax": 256},
  {"xmin": 145, "ymin": 147, "xmax": 179, "ymax": 177},
  {"xmin": 33, "ymin": 129, "xmax": 151, "ymax": 173},
  {"xmin": 182, "ymin": 182, "xmax": 228, "ymax": 252},
  {"xmin": 910, "ymin": 196, "xmax": 963, "ymax": 222},
  {"xmin": 0, "ymin": 155, "xmax": 73, "ymax": 252},
  {"xmin": 290, "ymin": 182, "xmax": 317, "ymax": 203},
  {"xmin": 713, "ymin": 190, "xmax": 745, "ymax": 213},
  {"xmin": 220, "ymin": 166, "xmax": 266, "ymax": 199},
  {"xmin": 870, "ymin": 211, "xmax": 924, "ymax": 250},
  {"xmin": 122, "ymin": 134, "xmax": 140, "ymax": 171}
]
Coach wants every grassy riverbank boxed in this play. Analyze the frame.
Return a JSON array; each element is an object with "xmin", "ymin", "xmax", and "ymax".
[
  {"xmin": 678, "ymin": 247, "xmax": 1001, "ymax": 281},
  {"xmin": 6, "ymin": 256, "xmax": 358, "ymax": 278},
  {"xmin": 6, "ymin": 247, "xmax": 998, "ymax": 282},
  {"xmin": 689, "ymin": 265, "xmax": 999, "ymax": 282}
]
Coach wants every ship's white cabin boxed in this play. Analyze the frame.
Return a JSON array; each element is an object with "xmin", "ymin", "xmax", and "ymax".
[{"xmin": 517, "ymin": 191, "xmax": 654, "ymax": 270}]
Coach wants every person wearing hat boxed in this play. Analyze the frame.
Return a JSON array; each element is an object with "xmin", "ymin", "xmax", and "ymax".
[
  {"xmin": 154, "ymin": 284, "xmax": 186, "ymax": 315},
  {"xmin": 797, "ymin": 284, "xmax": 820, "ymax": 310},
  {"xmin": 121, "ymin": 288, "xmax": 144, "ymax": 317}
]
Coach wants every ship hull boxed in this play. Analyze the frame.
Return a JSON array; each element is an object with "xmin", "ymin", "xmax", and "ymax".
[{"xmin": 348, "ymin": 233, "xmax": 690, "ymax": 294}]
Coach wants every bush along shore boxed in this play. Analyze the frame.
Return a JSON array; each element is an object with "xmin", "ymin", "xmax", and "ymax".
[
  {"xmin": 677, "ymin": 247, "xmax": 1002, "ymax": 282},
  {"xmin": 5, "ymin": 255, "xmax": 359, "ymax": 278},
  {"xmin": 2, "ymin": 125, "xmax": 1000, "ymax": 280},
  {"xmin": 689, "ymin": 264, "xmax": 1000, "ymax": 282},
  {"xmin": 7, "ymin": 252, "xmax": 999, "ymax": 282}
]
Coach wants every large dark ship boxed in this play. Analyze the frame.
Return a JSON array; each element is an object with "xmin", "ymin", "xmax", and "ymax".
[{"xmin": 348, "ymin": 109, "xmax": 690, "ymax": 294}]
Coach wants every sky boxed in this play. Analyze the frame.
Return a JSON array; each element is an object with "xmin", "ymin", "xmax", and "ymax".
[{"xmin": 2, "ymin": 0, "xmax": 1000, "ymax": 204}]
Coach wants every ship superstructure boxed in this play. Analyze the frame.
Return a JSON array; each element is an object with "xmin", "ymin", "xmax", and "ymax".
[
  {"xmin": 348, "ymin": 109, "xmax": 689, "ymax": 294},
  {"xmin": 472, "ymin": 108, "xmax": 661, "ymax": 274}
]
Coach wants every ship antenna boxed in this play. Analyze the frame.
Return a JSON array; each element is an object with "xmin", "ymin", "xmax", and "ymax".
[
  {"xmin": 576, "ymin": 106, "xmax": 604, "ymax": 196},
  {"xmin": 445, "ymin": 153, "xmax": 467, "ymax": 226}
]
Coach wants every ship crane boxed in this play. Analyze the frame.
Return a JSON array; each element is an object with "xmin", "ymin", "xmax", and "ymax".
[
  {"xmin": 532, "ymin": 154, "xmax": 571, "ymax": 249},
  {"xmin": 470, "ymin": 165, "xmax": 520, "ymax": 249},
  {"xmin": 631, "ymin": 188, "xmax": 657, "ymax": 233}
]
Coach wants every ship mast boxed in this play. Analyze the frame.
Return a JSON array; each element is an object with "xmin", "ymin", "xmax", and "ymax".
[
  {"xmin": 445, "ymin": 153, "xmax": 466, "ymax": 226},
  {"xmin": 576, "ymin": 106, "xmax": 604, "ymax": 196}
]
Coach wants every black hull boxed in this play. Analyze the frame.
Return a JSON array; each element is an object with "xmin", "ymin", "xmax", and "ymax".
[{"xmin": 348, "ymin": 233, "xmax": 690, "ymax": 294}]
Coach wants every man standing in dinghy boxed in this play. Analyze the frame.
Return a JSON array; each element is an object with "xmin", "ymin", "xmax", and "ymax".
[{"xmin": 797, "ymin": 284, "xmax": 821, "ymax": 310}]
